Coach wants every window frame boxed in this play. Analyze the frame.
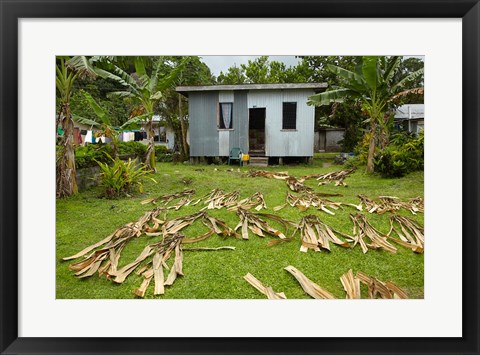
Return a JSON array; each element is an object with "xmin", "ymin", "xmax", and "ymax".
[
  {"xmin": 218, "ymin": 102, "xmax": 234, "ymax": 130},
  {"xmin": 282, "ymin": 102, "xmax": 297, "ymax": 130}
]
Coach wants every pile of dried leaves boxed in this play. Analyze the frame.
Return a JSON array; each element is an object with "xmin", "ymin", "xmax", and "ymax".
[
  {"xmin": 141, "ymin": 189, "xmax": 196, "ymax": 210},
  {"xmin": 283, "ymin": 192, "xmax": 343, "ymax": 215},
  {"xmin": 348, "ymin": 213, "xmax": 398, "ymax": 254},
  {"xmin": 228, "ymin": 192, "xmax": 267, "ymax": 211},
  {"xmin": 64, "ymin": 209, "xmax": 240, "ymax": 298},
  {"xmin": 235, "ymin": 208, "xmax": 293, "ymax": 240},
  {"xmin": 281, "ymin": 266, "xmax": 408, "ymax": 299},
  {"xmin": 193, "ymin": 188, "xmax": 238, "ymax": 210},
  {"xmin": 293, "ymin": 214, "xmax": 350, "ymax": 253},
  {"xmin": 387, "ymin": 214, "xmax": 424, "ymax": 253},
  {"xmin": 299, "ymin": 168, "xmax": 356, "ymax": 187},
  {"xmin": 355, "ymin": 195, "xmax": 424, "ymax": 215},
  {"xmin": 247, "ymin": 170, "xmax": 310, "ymax": 193}
]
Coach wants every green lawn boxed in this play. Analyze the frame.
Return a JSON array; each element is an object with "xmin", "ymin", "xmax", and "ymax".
[{"xmin": 56, "ymin": 160, "xmax": 424, "ymax": 299}]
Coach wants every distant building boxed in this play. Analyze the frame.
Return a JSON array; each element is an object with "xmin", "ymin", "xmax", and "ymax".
[
  {"xmin": 176, "ymin": 83, "xmax": 327, "ymax": 163},
  {"xmin": 315, "ymin": 128, "xmax": 345, "ymax": 153},
  {"xmin": 140, "ymin": 115, "xmax": 177, "ymax": 151},
  {"xmin": 394, "ymin": 104, "xmax": 424, "ymax": 134}
]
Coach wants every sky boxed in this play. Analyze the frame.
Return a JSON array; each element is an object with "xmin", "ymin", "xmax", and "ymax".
[
  {"xmin": 199, "ymin": 55, "xmax": 424, "ymax": 77},
  {"xmin": 200, "ymin": 55, "xmax": 300, "ymax": 76}
]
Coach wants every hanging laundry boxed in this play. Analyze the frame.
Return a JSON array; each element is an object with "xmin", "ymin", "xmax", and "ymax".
[
  {"xmin": 73, "ymin": 127, "xmax": 82, "ymax": 145},
  {"xmin": 85, "ymin": 130, "xmax": 93, "ymax": 144}
]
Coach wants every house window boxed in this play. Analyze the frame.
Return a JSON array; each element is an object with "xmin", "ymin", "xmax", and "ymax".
[
  {"xmin": 159, "ymin": 126, "xmax": 167, "ymax": 143},
  {"xmin": 219, "ymin": 103, "xmax": 233, "ymax": 129},
  {"xmin": 282, "ymin": 102, "xmax": 297, "ymax": 130}
]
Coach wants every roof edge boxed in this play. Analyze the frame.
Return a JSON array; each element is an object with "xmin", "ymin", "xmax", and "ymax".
[{"xmin": 176, "ymin": 83, "xmax": 328, "ymax": 94}]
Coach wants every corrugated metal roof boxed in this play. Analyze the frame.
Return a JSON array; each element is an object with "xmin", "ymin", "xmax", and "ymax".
[
  {"xmin": 394, "ymin": 104, "xmax": 424, "ymax": 120},
  {"xmin": 176, "ymin": 83, "xmax": 327, "ymax": 95}
]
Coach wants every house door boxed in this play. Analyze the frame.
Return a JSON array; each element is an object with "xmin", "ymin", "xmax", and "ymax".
[{"xmin": 249, "ymin": 108, "xmax": 266, "ymax": 156}]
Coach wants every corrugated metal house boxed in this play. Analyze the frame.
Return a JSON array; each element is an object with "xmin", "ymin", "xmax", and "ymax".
[
  {"xmin": 176, "ymin": 83, "xmax": 327, "ymax": 164},
  {"xmin": 394, "ymin": 104, "xmax": 424, "ymax": 134}
]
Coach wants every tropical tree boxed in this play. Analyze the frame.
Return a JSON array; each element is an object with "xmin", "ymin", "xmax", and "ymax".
[
  {"xmin": 307, "ymin": 56, "xmax": 424, "ymax": 173},
  {"xmin": 56, "ymin": 56, "xmax": 97, "ymax": 197},
  {"xmin": 73, "ymin": 91, "xmax": 120, "ymax": 157},
  {"xmin": 95, "ymin": 57, "xmax": 185, "ymax": 171}
]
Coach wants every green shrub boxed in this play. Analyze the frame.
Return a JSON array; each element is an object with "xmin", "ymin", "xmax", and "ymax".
[
  {"xmin": 343, "ymin": 155, "xmax": 364, "ymax": 169},
  {"xmin": 75, "ymin": 144, "xmax": 112, "ymax": 169},
  {"xmin": 96, "ymin": 156, "xmax": 156, "ymax": 198},
  {"xmin": 118, "ymin": 141, "xmax": 147, "ymax": 158},
  {"xmin": 73, "ymin": 141, "xmax": 147, "ymax": 170},
  {"xmin": 155, "ymin": 145, "xmax": 173, "ymax": 162},
  {"xmin": 374, "ymin": 130, "xmax": 424, "ymax": 178}
]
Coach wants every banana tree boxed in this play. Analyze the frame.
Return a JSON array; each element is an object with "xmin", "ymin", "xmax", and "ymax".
[
  {"xmin": 73, "ymin": 91, "xmax": 120, "ymax": 157},
  {"xmin": 95, "ymin": 57, "xmax": 185, "ymax": 171},
  {"xmin": 308, "ymin": 56, "xmax": 423, "ymax": 173},
  {"xmin": 56, "ymin": 56, "xmax": 97, "ymax": 197}
]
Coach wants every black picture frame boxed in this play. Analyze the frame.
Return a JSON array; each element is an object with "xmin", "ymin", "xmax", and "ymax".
[{"xmin": 1, "ymin": 0, "xmax": 478, "ymax": 354}]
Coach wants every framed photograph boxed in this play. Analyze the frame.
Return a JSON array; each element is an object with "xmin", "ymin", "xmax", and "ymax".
[{"xmin": 1, "ymin": 0, "xmax": 478, "ymax": 354}]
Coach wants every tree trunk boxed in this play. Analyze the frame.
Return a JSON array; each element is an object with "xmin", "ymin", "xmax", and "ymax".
[
  {"xmin": 366, "ymin": 126, "xmax": 376, "ymax": 174},
  {"xmin": 178, "ymin": 94, "xmax": 189, "ymax": 159},
  {"xmin": 56, "ymin": 104, "xmax": 78, "ymax": 197},
  {"xmin": 144, "ymin": 118, "xmax": 156, "ymax": 172}
]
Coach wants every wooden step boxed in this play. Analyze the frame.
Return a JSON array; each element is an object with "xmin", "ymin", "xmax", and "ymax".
[{"xmin": 249, "ymin": 156, "xmax": 268, "ymax": 167}]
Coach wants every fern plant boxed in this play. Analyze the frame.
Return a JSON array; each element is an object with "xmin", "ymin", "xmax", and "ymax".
[{"xmin": 96, "ymin": 156, "xmax": 156, "ymax": 198}]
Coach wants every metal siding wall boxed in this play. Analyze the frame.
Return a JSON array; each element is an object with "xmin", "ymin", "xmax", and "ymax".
[
  {"xmin": 230, "ymin": 91, "xmax": 248, "ymax": 153},
  {"xmin": 247, "ymin": 90, "xmax": 281, "ymax": 156},
  {"xmin": 188, "ymin": 92, "xmax": 219, "ymax": 156},
  {"xmin": 247, "ymin": 90, "xmax": 314, "ymax": 157}
]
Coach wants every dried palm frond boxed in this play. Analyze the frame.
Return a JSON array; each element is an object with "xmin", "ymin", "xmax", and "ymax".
[
  {"xmin": 162, "ymin": 211, "xmax": 205, "ymax": 235},
  {"xmin": 234, "ymin": 208, "xmax": 288, "ymax": 240},
  {"xmin": 198, "ymin": 189, "xmax": 239, "ymax": 210},
  {"xmin": 284, "ymin": 265, "xmax": 335, "ymax": 299},
  {"xmin": 183, "ymin": 246, "xmax": 236, "ymax": 251},
  {"xmin": 404, "ymin": 197, "xmax": 424, "ymax": 214},
  {"xmin": 315, "ymin": 168, "xmax": 356, "ymax": 186},
  {"xmin": 387, "ymin": 214, "xmax": 424, "ymax": 253},
  {"xmin": 286, "ymin": 176, "xmax": 311, "ymax": 193},
  {"xmin": 349, "ymin": 213, "xmax": 397, "ymax": 254},
  {"xmin": 286, "ymin": 192, "xmax": 342, "ymax": 215},
  {"xmin": 356, "ymin": 271, "xmax": 408, "ymax": 299},
  {"xmin": 201, "ymin": 214, "xmax": 240, "ymax": 239},
  {"xmin": 244, "ymin": 273, "xmax": 287, "ymax": 299},
  {"xmin": 294, "ymin": 214, "xmax": 350, "ymax": 252},
  {"xmin": 228, "ymin": 192, "xmax": 267, "ymax": 212},
  {"xmin": 141, "ymin": 189, "xmax": 195, "ymax": 206},
  {"xmin": 247, "ymin": 170, "xmax": 290, "ymax": 180},
  {"xmin": 356, "ymin": 195, "xmax": 424, "ymax": 215},
  {"xmin": 340, "ymin": 269, "xmax": 361, "ymax": 299},
  {"xmin": 65, "ymin": 207, "xmax": 167, "ymax": 279}
]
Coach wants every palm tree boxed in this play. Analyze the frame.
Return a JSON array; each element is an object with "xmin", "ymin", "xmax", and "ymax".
[
  {"xmin": 308, "ymin": 56, "xmax": 423, "ymax": 173},
  {"xmin": 95, "ymin": 57, "xmax": 185, "ymax": 171},
  {"xmin": 56, "ymin": 56, "xmax": 97, "ymax": 197}
]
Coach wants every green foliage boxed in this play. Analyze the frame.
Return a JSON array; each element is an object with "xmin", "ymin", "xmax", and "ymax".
[
  {"xmin": 118, "ymin": 141, "xmax": 147, "ymax": 158},
  {"xmin": 155, "ymin": 145, "xmax": 173, "ymax": 162},
  {"xmin": 74, "ymin": 144, "xmax": 112, "ymax": 169},
  {"xmin": 374, "ymin": 130, "xmax": 424, "ymax": 177},
  {"xmin": 343, "ymin": 155, "xmax": 365, "ymax": 170},
  {"xmin": 217, "ymin": 56, "xmax": 307, "ymax": 84},
  {"xmin": 96, "ymin": 156, "xmax": 156, "ymax": 198},
  {"xmin": 74, "ymin": 141, "xmax": 147, "ymax": 169}
]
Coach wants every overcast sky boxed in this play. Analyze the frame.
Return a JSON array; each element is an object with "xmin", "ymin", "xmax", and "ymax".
[
  {"xmin": 200, "ymin": 56, "xmax": 300, "ymax": 76},
  {"xmin": 200, "ymin": 55, "xmax": 423, "ymax": 77}
]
